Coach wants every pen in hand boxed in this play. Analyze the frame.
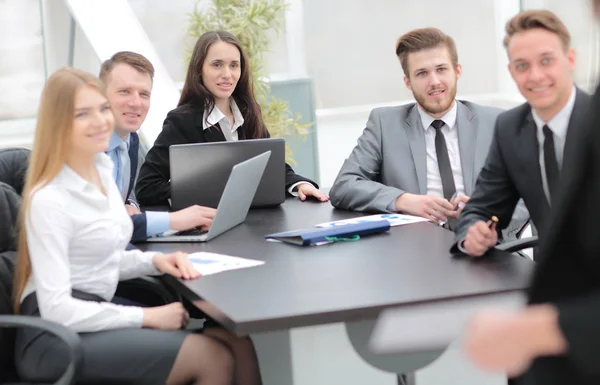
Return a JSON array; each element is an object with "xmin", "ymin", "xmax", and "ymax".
[{"xmin": 487, "ymin": 215, "xmax": 499, "ymax": 229}]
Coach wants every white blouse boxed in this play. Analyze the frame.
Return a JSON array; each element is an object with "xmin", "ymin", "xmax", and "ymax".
[{"xmin": 21, "ymin": 153, "xmax": 160, "ymax": 332}]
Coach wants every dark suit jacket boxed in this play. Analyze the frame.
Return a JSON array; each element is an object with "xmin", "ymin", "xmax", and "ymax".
[
  {"xmin": 452, "ymin": 88, "xmax": 591, "ymax": 251},
  {"xmin": 135, "ymin": 104, "xmax": 317, "ymax": 206},
  {"xmin": 514, "ymin": 85, "xmax": 600, "ymax": 385},
  {"xmin": 112, "ymin": 132, "xmax": 147, "ymax": 243}
]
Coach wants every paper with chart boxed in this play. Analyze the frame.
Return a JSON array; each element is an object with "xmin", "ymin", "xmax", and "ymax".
[
  {"xmin": 315, "ymin": 213, "xmax": 429, "ymax": 228},
  {"xmin": 188, "ymin": 252, "xmax": 264, "ymax": 276}
]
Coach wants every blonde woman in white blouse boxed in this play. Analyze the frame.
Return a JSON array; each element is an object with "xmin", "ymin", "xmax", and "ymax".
[{"xmin": 12, "ymin": 67, "xmax": 245, "ymax": 384}]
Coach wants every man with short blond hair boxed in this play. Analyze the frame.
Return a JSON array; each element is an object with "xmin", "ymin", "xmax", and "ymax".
[{"xmin": 453, "ymin": 10, "xmax": 592, "ymax": 257}]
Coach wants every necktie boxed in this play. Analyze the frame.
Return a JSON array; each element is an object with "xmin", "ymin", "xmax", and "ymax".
[
  {"xmin": 431, "ymin": 119, "xmax": 456, "ymax": 200},
  {"xmin": 117, "ymin": 142, "xmax": 130, "ymax": 201},
  {"xmin": 543, "ymin": 125, "xmax": 559, "ymax": 202}
]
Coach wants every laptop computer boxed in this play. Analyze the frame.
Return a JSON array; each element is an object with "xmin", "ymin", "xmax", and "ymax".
[
  {"xmin": 170, "ymin": 138, "xmax": 285, "ymax": 210},
  {"xmin": 146, "ymin": 151, "xmax": 271, "ymax": 243}
]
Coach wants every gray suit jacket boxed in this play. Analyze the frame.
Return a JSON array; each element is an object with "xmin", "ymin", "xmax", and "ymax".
[{"xmin": 330, "ymin": 100, "xmax": 504, "ymax": 213}]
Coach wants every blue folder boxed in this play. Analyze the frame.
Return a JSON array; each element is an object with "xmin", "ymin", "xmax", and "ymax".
[{"xmin": 264, "ymin": 220, "xmax": 391, "ymax": 246}]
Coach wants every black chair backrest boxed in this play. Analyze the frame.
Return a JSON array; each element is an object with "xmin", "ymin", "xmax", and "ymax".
[
  {"xmin": 0, "ymin": 251, "xmax": 18, "ymax": 381},
  {"xmin": 0, "ymin": 148, "xmax": 31, "ymax": 195},
  {"xmin": 0, "ymin": 182, "xmax": 21, "ymax": 253},
  {"xmin": 0, "ymin": 180, "xmax": 20, "ymax": 381}
]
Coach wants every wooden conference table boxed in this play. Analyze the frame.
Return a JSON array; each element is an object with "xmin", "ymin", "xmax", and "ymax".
[{"xmin": 139, "ymin": 198, "xmax": 533, "ymax": 382}]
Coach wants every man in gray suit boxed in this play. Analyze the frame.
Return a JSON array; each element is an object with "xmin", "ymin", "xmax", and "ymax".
[{"xmin": 330, "ymin": 28, "xmax": 503, "ymax": 226}]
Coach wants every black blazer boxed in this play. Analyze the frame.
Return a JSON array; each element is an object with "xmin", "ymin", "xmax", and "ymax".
[
  {"xmin": 452, "ymin": 88, "xmax": 591, "ymax": 251},
  {"xmin": 513, "ymin": 85, "xmax": 600, "ymax": 385},
  {"xmin": 135, "ymin": 104, "xmax": 317, "ymax": 206}
]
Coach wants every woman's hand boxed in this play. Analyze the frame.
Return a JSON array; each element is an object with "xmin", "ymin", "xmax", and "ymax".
[
  {"xmin": 142, "ymin": 302, "xmax": 189, "ymax": 330},
  {"xmin": 296, "ymin": 183, "xmax": 330, "ymax": 202},
  {"xmin": 153, "ymin": 251, "xmax": 201, "ymax": 280}
]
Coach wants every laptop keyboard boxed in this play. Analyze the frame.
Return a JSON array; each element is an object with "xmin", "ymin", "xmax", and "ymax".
[{"xmin": 176, "ymin": 227, "xmax": 208, "ymax": 236}]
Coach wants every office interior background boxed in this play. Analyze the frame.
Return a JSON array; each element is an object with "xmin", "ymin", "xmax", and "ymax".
[{"xmin": 1, "ymin": 0, "xmax": 598, "ymax": 384}]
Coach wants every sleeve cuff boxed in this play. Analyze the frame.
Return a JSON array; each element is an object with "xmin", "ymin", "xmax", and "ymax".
[
  {"xmin": 288, "ymin": 181, "xmax": 313, "ymax": 197},
  {"xmin": 457, "ymin": 239, "xmax": 468, "ymax": 254},
  {"xmin": 386, "ymin": 199, "xmax": 398, "ymax": 212},
  {"xmin": 145, "ymin": 211, "xmax": 171, "ymax": 237},
  {"xmin": 127, "ymin": 199, "xmax": 140, "ymax": 210},
  {"xmin": 120, "ymin": 304, "xmax": 145, "ymax": 328}
]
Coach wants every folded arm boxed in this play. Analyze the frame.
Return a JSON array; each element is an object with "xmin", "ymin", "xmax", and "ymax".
[{"xmin": 453, "ymin": 119, "xmax": 521, "ymax": 253}]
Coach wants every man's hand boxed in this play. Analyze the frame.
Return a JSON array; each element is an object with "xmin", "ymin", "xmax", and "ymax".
[
  {"xmin": 464, "ymin": 305, "xmax": 567, "ymax": 377},
  {"xmin": 153, "ymin": 251, "xmax": 201, "ymax": 280},
  {"xmin": 463, "ymin": 220, "xmax": 498, "ymax": 257},
  {"xmin": 451, "ymin": 194, "xmax": 470, "ymax": 216},
  {"xmin": 394, "ymin": 193, "xmax": 456, "ymax": 221},
  {"xmin": 296, "ymin": 183, "xmax": 330, "ymax": 202},
  {"xmin": 169, "ymin": 205, "xmax": 217, "ymax": 231},
  {"xmin": 125, "ymin": 204, "xmax": 141, "ymax": 216}
]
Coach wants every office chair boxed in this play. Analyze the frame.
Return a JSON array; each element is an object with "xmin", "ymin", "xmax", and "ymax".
[
  {"xmin": 0, "ymin": 250, "xmax": 83, "ymax": 385},
  {"xmin": 496, "ymin": 218, "xmax": 538, "ymax": 257}
]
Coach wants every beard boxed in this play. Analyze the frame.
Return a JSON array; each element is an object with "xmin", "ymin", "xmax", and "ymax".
[{"xmin": 412, "ymin": 83, "xmax": 457, "ymax": 116}]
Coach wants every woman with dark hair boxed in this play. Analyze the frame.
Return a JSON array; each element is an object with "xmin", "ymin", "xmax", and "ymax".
[{"xmin": 136, "ymin": 30, "xmax": 328, "ymax": 206}]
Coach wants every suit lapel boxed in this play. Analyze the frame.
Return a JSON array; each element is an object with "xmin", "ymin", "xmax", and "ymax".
[
  {"xmin": 519, "ymin": 111, "xmax": 551, "ymax": 209},
  {"xmin": 404, "ymin": 105, "xmax": 427, "ymax": 194},
  {"xmin": 562, "ymin": 88, "xmax": 590, "ymax": 167},
  {"xmin": 203, "ymin": 123, "xmax": 227, "ymax": 142},
  {"xmin": 455, "ymin": 102, "xmax": 476, "ymax": 195},
  {"xmin": 195, "ymin": 108, "xmax": 227, "ymax": 142}
]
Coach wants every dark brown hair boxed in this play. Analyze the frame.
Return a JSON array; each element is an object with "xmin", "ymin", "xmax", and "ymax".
[
  {"xmin": 179, "ymin": 30, "xmax": 264, "ymax": 139},
  {"xmin": 99, "ymin": 51, "xmax": 155, "ymax": 83},
  {"xmin": 395, "ymin": 28, "xmax": 458, "ymax": 77},
  {"xmin": 503, "ymin": 10, "xmax": 571, "ymax": 50}
]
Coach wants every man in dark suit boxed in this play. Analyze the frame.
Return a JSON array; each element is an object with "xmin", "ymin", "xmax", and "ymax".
[
  {"xmin": 452, "ymin": 10, "xmax": 591, "ymax": 257},
  {"xmin": 329, "ymin": 27, "xmax": 527, "ymax": 234},
  {"xmin": 463, "ymin": 8, "xmax": 600, "ymax": 385},
  {"xmin": 100, "ymin": 51, "xmax": 216, "ymax": 243}
]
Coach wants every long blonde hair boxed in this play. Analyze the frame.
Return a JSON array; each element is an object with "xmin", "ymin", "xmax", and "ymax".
[{"xmin": 13, "ymin": 67, "xmax": 106, "ymax": 312}]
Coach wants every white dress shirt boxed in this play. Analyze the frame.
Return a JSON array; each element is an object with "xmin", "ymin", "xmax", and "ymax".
[
  {"xmin": 203, "ymin": 100, "xmax": 310, "ymax": 194},
  {"xmin": 22, "ymin": 153, "xmax": 160, "ymax": 332},
  {"xmin": 417, "ymin": 102, "xmax": 466, "ymax": 198},
  {"xmin": 531, "ymin": 85, "xmax": 576, "ymax": 202},
  {"xmin": 202, "ymin": 99, "xmax": 245, "ymax": 141}
]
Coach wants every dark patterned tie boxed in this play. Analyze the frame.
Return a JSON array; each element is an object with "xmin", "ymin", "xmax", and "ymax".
[
  {"xmin": 431, "ymin": 119, "xmax": 456, "ymax": 200},
  {"xmin": 543, "ymin": 124, "xmax": 559, "ymax": 202}
]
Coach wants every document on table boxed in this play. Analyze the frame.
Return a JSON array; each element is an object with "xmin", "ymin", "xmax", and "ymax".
[
  {"xmin": 315, "ymin": 213, "xmax": 428, "ymax": 228},
  {"xmin": 188, "ymin": 252, "xmax": 264, "ymax": 276}
]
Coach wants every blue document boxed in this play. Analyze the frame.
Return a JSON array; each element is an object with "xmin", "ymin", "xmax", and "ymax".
[{"xmin": 265, "ymin": 220, "xmax": 391, "ymax": 246}]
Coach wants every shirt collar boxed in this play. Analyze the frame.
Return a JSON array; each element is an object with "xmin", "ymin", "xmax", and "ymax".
[
  {"xmin": 108, "ymin": 132, "xmax": 130, "ymax": 152},
  {"xmin": 202, "ymin": 99, "xmax": 245, "ymax": 131},
  {"xmin": 53, "ymin": 153, "xmax": 115, "ymax": 193},
  {"xmin": 417, "ymin": 100, "xmax": 458, "ymax": 131},
  {"xmin": 531, "ymin": 85, "xmax": 577, "ymax": 138}
]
